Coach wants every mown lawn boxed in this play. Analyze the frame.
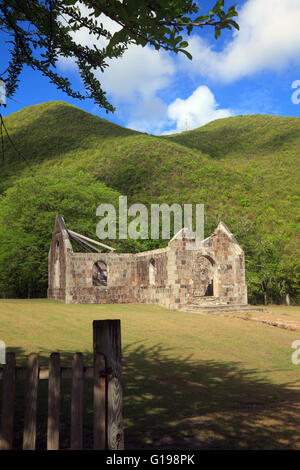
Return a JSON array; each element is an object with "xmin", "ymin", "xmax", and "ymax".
[{"xmin": 1, "ymin": 300, "xmax": 300, "ymax": 450}]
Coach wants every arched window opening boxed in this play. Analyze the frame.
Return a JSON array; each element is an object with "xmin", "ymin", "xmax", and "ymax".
[
  {"xmin": 149, "ymin": 259, "xmax": 156, "ymax": 286},
  {"xmin": 93, "ymin": 261, "xmax": 107, "ymax": 286}
]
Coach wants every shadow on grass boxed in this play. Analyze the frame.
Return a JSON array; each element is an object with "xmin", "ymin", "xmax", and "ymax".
[{"xmin": 1, "ymin": 343, "xmax": 300, "ymax": 450}]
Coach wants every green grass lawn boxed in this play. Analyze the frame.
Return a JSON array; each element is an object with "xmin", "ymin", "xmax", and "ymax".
[{"xmin": 1, "ymin": 300, "xmax": 300, "ymax": 450}]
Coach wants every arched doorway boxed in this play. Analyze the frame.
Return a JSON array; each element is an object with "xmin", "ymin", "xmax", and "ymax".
[{"xmin": 193, "ymin": 255, "xmax": 217, "ymax": 297}]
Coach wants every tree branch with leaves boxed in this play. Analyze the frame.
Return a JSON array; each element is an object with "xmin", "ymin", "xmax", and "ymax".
[{"xmin": 0, "ymin": 0, "xmax": 239, "ymax": 112}]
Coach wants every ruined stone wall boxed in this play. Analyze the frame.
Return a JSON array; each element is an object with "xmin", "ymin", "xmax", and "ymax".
[
  {"xmin": 135, "ymin": 248, "xmax": 173, "ymax": 308},
  {"xmin": 65, "ymin": 252, "xmax": 137, "ymax": 304},
  {"xmin": 47, "ymin": 220, "xmax": 68, "ymax": 302},
  {"xmin": 165, "ymin": 237, "xmax": 194, "ymax": 309},
  {"xmin": 48, "ymin": 217, "xmax": 247, "ymax": 307},
  {"xmin": 63, "ymin": 247, "xmax": 180, "ymax": 306},
  {"xmin": 234, "ymin": 255, "xmax": 247, "ymax": 304},
  {"xmin": 199, "ymin": 225, "xmax": 247, "ymax": 304},
  {"xmin": 161, "ymin": 224, "xmax": 247, "ymax": 307}
]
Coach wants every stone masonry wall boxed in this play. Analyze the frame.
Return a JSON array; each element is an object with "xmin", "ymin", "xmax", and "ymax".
[
  {"xmin": 48, "ymin": 217, "xmax": 247, "ymax": 307},
  {"xmin": 199, "ymin": 224, "xmax": 247, "ymax": 304},
  {"xmin": 65, "ymin": 252, "xmax": 137, "ymax": 304},
  {"xmin": 136, "ymin": 249, "xmax": 172, "ymax": 308}
]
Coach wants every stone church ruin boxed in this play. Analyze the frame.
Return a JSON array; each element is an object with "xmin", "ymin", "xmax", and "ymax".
[{"xmin": 48, "ymin": 215, "xmax": 252, "ymax": 313}]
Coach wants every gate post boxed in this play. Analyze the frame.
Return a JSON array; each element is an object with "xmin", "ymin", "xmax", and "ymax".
[{"xmin": 93, "ymin": 320, "xmax": 124, "ymax": 450}]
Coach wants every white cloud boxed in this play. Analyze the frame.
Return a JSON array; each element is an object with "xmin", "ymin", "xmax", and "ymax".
[
  {"xmin": 56, "ymin": 0, "xmax": 300, "ymax": 133},
  {"xmin": 99, "ymin": 45, "xmax": 174, "ymax": 101},
  {"xmin": 125, "ymin": 95, "xmax": 169, "ymax": 134},
  {"xmin": 57, "ymin": 5, "xmax": 175, "ymax": 132},
  {"xmin": 164, "ymin": 86, "xmax": 232, "ymax": 134},
  {"xmin": 97, "ymin": 36, "xmax": 175, "ymax": 134},
  {"xmin": 58, "ymin": 5, "xmax": 118, "ymax": 71},
  {"xmin": 185, "ymin": 0, "xmax": 300, "ymax": 82},
  {"xmin": 59, "ymin": 4, "xmax": 175, "ymax": 99}
]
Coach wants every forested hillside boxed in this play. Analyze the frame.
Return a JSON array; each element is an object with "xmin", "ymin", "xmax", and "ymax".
[{"xmin": 0, "ymin": 101, "xmax": 298, "ymax": 303}]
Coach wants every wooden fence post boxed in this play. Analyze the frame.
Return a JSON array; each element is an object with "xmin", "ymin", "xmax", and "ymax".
[
  {"xmin": 0, "ymin": 352, "xmax": 16, "ymax": 450},
  {"xmin": 47, "ymin": 353, "xmax": 61, "ymax": 450},
  {"xmin": 23, "ymin": 353, "xmax": 39, "ymax": 450},
  {"xmin": 93, "ymin": 351, "xmax": 106, "ymax": 450},
  {"xmin": 70, "ymin": 353, "xmax": 84, "ymax": 450},
  {"xmin": 93, "ymin": 320, "xmax": 123, "ymax": 450}
]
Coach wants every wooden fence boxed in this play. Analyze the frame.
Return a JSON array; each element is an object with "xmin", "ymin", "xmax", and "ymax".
[{"xmin": 0, "ymin": 319, "xmax": 123, "ymax": 450}]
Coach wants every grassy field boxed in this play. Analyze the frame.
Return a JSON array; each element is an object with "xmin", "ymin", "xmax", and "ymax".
[{"xmin": 1, "ymin": 299, "xmax": 300, "ymax": 450}]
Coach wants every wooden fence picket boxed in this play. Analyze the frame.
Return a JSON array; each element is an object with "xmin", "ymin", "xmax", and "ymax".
[
  {"xmin": 93, "ymin": 352, "xmax": 106, "ymax": 450},
  {"xmin": 70, "ymin": 352, "xmax": 84, "ymax": 450},
  {"xmin": 0, "ymin": 352, "xmax": 16, "ymax": 450},
  {"xmin": 23, "ymin": 353, "xmax": 39, "ymax": 450},
  {"xmin": 47, "ymin": 353, "xmax": 61, "ymax": 450},
  {"xmin": 0, "ymin": 319, "xmax": 123, "ymax": 450}
]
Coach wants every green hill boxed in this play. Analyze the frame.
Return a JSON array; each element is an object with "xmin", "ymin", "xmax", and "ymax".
[
  {"xmin": 165, "ymin": 114, "xmax": 300, "ymax": 159},
  {"xmin": 0, "ymin": 101, "xmax": 299, "ymax": 303}
]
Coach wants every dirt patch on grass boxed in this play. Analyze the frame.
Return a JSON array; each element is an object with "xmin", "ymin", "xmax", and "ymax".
[{"xmin": 228, "ymin": 311, "xmax": 300, "ymax": 332}]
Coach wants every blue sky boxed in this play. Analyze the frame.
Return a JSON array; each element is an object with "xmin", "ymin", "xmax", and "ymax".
[{"xmin": 1, "ymin": 0, "xmax": 300, "ymax": 135}]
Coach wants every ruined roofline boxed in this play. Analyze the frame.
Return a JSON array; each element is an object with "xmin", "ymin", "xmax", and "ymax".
[
  {"xmin": 216, "ymin": 221, "xmax": 244, "ymax": 254},
  {"xmin": 135, "ymin": 246, "xmax": 169, "ymax": 257},
  {"xmin": 67, "ymin": 229, "xmax": 116, "ymax": 252},
  {"xmin": 169, "ymin": 222, "xmax": 243, "ymax": 254},
  {"xmin": 53, "ymin": 215, "xmax": 116, "ymax": 253},
  {"xmin": 55, "ymin": 214, "xmax": 67, "ymax": 232},
  {"xmin": 52, "ymin": 214, "xmax": 73, "ymax": 252},
  {"xmin": 169, "ymin": 227, "xmax": 196, "ymax": 242},
  {"xmin": 52, "ymin": 216, "xmax": 243, "ymax": 255},
  {"xmin": 54, "ymin": 214, "xmax": 71, "ymax": 242}
]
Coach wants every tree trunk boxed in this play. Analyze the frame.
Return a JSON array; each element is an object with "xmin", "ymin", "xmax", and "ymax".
[
  {"xmin": 264, "ymin": 293, "xmax": 268, "ymax": 305},
  {"xmin": 286, "ymin": 293, "xmax": 290, "ymax": 306}
]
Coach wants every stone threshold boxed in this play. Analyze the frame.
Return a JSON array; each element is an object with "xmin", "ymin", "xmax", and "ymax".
[{"xmin": 179, "ymin": 305, "xmax": 267, "ymax": 314}]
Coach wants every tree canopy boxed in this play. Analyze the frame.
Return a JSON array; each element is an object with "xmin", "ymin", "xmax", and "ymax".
[
  {"xmin": 0, "ymin": 0, "xmax": 239, "ymax": 111},
  {"xmin": 0, "ymin": 168, "xmax": 121, "ymax": 297}
]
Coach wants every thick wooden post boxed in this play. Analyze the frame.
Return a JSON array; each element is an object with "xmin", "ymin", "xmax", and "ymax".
[
  {"xmin": 47, "ymin": 353, "xmax": 61, "ymax": 450},
  {"xmin": 70, "ymin": 353, "xmax": 84, "ymax": 450},
  {"xmin": 0, "ymin": 352, "xmax": 16, "ymax": 450},
  {"xmin": 93, "ymin": 352, "xmax": 106, "ymax": 450},
  {"xmin": 93, "ymin": 320, "xmax": 123, "ymax": 450},
  {"xmin": 23, "ymin": 353, "xmax": 39, "ymax": 450}
]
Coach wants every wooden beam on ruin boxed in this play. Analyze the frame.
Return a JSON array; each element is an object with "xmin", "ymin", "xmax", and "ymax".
[{"xmin": 67, "ymin": 230, "xmax": 116, "ymax": 252}]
